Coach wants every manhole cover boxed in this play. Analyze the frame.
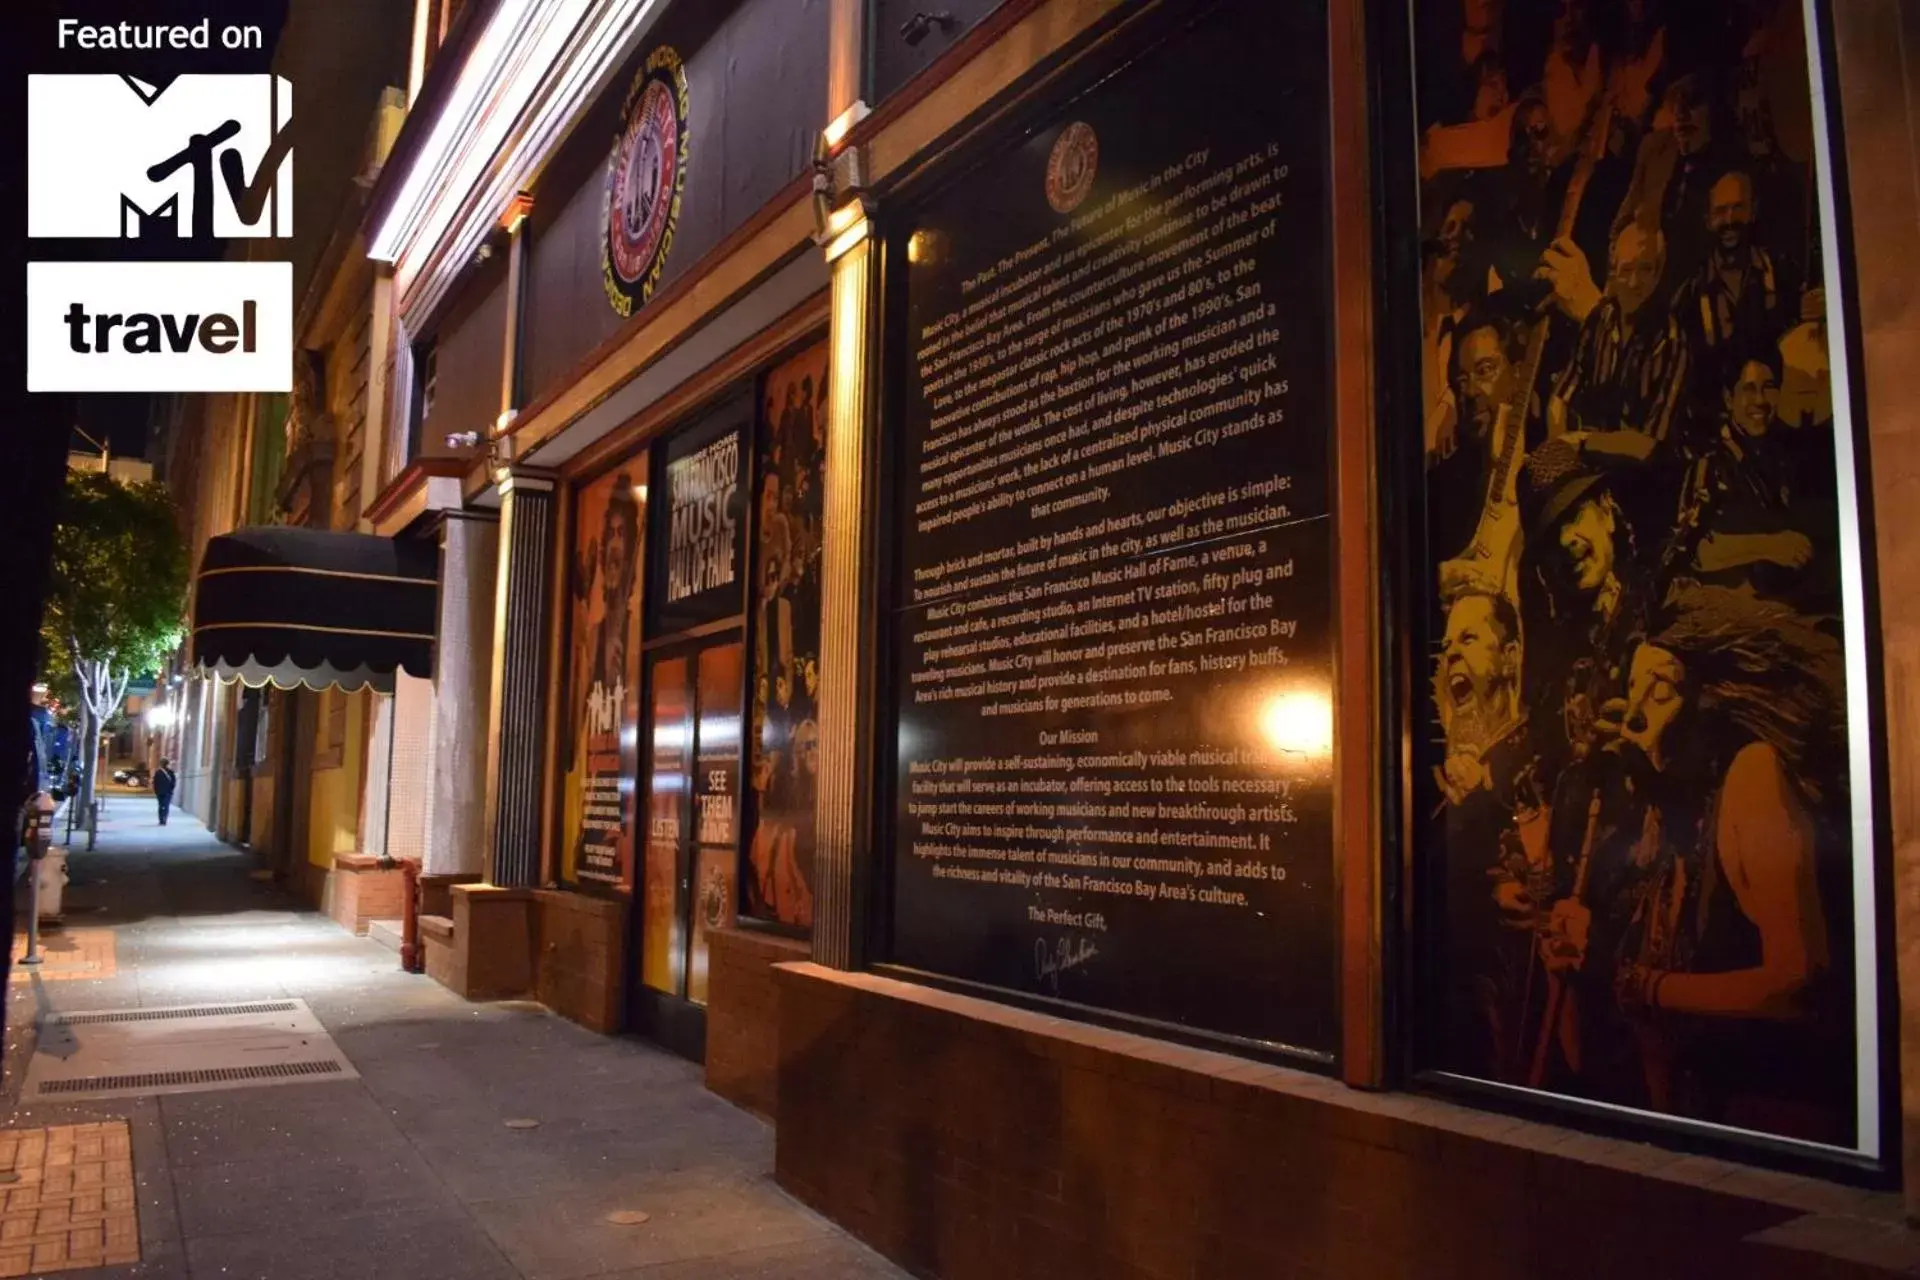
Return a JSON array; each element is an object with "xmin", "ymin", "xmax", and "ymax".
[{"xmin": 604, "ymin": 1210, "xmax": 650, "ymax": 1227}]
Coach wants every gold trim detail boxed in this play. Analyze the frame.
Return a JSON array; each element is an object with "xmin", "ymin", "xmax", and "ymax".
[
  {"xmin": 197, "ymin": 565, "xmax": 435, "ymax": 586},
  {"xmin": 192, "ymin": 621, "xmax": 436, "ymax": 641}
]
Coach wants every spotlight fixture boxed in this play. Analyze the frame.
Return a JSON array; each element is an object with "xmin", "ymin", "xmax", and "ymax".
[{"xmin": 900, "ymin": 10, "xmax": 957, "ymax": 47}]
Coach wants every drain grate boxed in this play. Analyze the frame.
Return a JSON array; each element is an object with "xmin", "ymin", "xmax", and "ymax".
[
  {"xmin": 37, "ymin": 1058, "xmax": 344, "ymax": 1096},
  {"xmin": 46, "ymin": 1001, "xmax": 298, "ymax": 1027}
]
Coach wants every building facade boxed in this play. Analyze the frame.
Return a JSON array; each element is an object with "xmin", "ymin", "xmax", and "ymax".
[{"xmin": 173, "ymin": 0, "xmax": 1920, "ymax": 1275}]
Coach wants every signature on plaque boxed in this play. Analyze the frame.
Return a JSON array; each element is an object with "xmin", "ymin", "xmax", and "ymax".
[{"xmin": 1034, "ymin": 935, "xmax": 1100, "ymax": 993}]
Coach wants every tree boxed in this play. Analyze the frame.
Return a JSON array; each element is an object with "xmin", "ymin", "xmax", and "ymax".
[{"xmin": 39, "ymin": 471, "xmax": 188, "ymax": 846}]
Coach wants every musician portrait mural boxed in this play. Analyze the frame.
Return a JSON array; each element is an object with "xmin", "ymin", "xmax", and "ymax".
[
  {"xmin": 744, "ymin": 341, "xmax": 827, "ymax": 929},
  {"xmin": 1411, "ymin": 0, "xmax": 1874, "ymax": 1153}
]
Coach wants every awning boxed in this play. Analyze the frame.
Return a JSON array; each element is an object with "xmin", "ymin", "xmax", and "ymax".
[{"xmin": 191, "ymin": 527, "xmax": 438, "ymax": 692}]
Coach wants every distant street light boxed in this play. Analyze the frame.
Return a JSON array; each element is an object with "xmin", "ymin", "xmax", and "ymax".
[{"xmin": 146, "ymin": 703, "xmax": 178, "ymax": 729}]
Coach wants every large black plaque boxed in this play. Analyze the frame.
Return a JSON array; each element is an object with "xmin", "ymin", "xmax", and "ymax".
[{"xmin": 888, "ymin": 0, "xmax": 1338, "ymax": 1053}]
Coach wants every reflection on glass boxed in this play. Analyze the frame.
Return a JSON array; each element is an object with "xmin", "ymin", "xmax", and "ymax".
[
  {"xmin": 1257, "ymin": 685, "xmax": 1334, "ymax": 759},
  {"xmin": 687, "ymin": 642, "xmax": 744, "ymax": 1006},
  {"xmin": 642, "ymin": 656, "xmax": 689, "ymax": 995}
]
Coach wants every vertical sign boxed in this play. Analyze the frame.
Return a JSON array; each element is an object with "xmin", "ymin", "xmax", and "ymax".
[
  {"xmin": 746, "ymin": 341, "xmax": 829, "ymax": 929},
  {"xmin": 562, "ymin": 465, "xmax": 646, "ymax": 887}
]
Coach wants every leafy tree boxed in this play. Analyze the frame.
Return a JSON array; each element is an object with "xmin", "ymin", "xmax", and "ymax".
[{"xmin": 39, "ymin": 471, "xmax": 188, "ymax": 842}]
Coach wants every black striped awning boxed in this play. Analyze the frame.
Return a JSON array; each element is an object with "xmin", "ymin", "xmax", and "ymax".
[{"xmin": 191, "ymin": 527, "xmax": 438, "ymax": 692}]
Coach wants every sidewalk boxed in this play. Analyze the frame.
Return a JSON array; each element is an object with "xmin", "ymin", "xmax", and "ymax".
[{"xmin": 3, "ymin": 808, "xmax": 906, "ymax": 1280}]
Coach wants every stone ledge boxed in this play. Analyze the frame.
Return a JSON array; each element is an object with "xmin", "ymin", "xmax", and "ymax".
[
  {"xmin": 418, "ymin": 914, "xmax": 454, "ymax": 942},
  {"xmin": 775, "ymin": 962, "xmax": 1912, "ymax": 1279},
  {"xmin": 325, "ymin": 855, "xmax": 407, "ymax": 936},
  {"xmin": 708, "ymin": 931, "xmax": 812, "ymax": 1123}
]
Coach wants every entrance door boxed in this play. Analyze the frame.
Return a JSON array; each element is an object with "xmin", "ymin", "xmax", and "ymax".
[{"xmin": 634, "ymin": 637, "xmax": 744, "ymax": 1058}]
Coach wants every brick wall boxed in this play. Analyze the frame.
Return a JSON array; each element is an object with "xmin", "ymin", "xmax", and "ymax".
[
  {"xmin": 326, "ymin": 854, "xmax": 407, "ymax": 934},
  {"xmin": 706, "ymin": 928, "xmax": 810, "ymax": 1120},
  {"xmin": 776, "ymin": 964, "xmax": 1911, "ymax": 1280},
  {"xmin": 532, "ymin": 890, "xmax": 628, "ymax": 1033}
]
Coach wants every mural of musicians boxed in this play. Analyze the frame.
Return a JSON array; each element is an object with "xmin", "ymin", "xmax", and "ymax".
[
  {"xmin": 746, "ymin": 347, "xmax": 828, "ymax": 929},
  {"xmin": 1415, "ymin": 0, "xmax": 1856, "ymax": 1148}
]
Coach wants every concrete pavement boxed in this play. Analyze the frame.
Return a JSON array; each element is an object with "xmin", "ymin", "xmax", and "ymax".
[{"xmin": 3, "ymin": 805, "xmax": 905, "ymax": 1280}]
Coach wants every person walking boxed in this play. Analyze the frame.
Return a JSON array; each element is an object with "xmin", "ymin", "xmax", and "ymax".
[{"xmin": 152, "ymin": 759, "xmax": 177, "ymax": 827}]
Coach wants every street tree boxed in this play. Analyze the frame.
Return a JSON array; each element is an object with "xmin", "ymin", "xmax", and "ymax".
[{"xmin": 39, "ymin": 471, "xmax": 188, "ymax": 844}]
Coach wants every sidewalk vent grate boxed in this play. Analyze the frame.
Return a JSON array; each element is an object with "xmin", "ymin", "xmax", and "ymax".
[
  {"xmin": 47, "ymin": 1001, "xmax": 298, "ymax": 1027},
  {"xmin": 37, "ymin": 1059, "xmax": 345, "ymax": 1096}
]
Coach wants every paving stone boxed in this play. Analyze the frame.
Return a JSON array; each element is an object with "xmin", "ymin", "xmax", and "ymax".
[
  {"xmin": 469, "ymin": 1174, "xmax": 833, "ymax": 1280},
  {"xmin": 3, "ymin": 813, "xmax": 910, "ymax": 1279}
]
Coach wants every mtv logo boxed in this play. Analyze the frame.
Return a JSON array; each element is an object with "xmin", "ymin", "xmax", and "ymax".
[{"xmin": 28, "ymin": 74, "xmax": 293, "ymax": 240}]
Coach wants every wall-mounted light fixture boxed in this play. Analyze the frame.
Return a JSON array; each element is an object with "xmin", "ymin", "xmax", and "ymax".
[{"xmin": 900, "ymin": 10, "xmax": 957, "ymax": 47}]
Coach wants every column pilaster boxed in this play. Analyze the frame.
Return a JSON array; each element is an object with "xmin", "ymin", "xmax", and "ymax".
[
  {"xmin": 811, "ymin": 211, "xmax": 882, "ymax": 969},
  {"xmin": 483, "ymin": 469, "xmax": 556, "ymax": 887}
]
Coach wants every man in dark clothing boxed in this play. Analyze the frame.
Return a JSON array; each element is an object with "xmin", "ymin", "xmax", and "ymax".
[
  {"xmin": 1670, "ymin": 169, "xmax": 1798, "ymax": 401},
  {"xmin": 152, "ymin": 759, "xmax": 177, "ymax": 826}
]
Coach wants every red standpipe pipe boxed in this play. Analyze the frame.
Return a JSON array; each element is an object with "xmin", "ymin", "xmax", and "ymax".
[{"xmin": 399, "ymin": 859, "xmax": 423, "ymax": 973}]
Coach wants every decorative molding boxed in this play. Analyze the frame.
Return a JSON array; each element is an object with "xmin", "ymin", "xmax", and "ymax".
[
  {"xmin": 498, "ymin": 176, "xmax": 818, "ymax": 460},
  {"xmin": 559, "ymin": 291, "xmax": 829, "ymax": 483},
  {"xmin": 365, "ymin": 456, "xmax": 471, "ymax": 534}
]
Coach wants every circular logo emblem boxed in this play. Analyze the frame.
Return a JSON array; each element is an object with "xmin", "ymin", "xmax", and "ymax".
[
  {"xmin": 1046, "ymin": 121, "xmax": 1099, "ymax": 215},
  {"xmin": 604, "ymin": 47, "xmax": 689, "ymax": 318},
  {"xmin": 700, "ymin": 868, "xmax": 728, "ymax": 929}
]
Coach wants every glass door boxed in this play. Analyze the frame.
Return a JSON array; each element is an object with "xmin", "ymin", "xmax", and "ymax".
[
  {"xmin": 640, "ymin": 654, "xmax": 690, "ymax": 997},
  {"xmin": 637, "ymin": 638, "xmax": 745, "ymax": 1011}
]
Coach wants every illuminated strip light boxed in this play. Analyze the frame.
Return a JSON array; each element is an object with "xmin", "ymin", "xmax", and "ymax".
[
  {"xmin": 368, "ymin": 0, "xmax": 670, "ymax": 325},
  {"xmin": 367, "ymin": 0, "xmax": 545, "ymax": 264},
  {"xmin": 421, "ymin": 0, "xmax": 665, "ymax": 311},
  {"xmin": 389, "ymin": 0, "xmax": 591, "ymax": 289}
]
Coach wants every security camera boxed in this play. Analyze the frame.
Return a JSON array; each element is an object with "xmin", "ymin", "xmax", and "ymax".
[
  {"xmin": 900, "ymin": 10, "xmax": 956, "ymax": 47},
  {"xmin": 446, "ymin": 431, "xmax": 481, "ymax": 449}
]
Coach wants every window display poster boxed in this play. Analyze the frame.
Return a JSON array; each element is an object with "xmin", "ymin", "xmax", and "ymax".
[
  {"xmin": 562, "ymin": 464, "xmax": 646, "ymax": 887},
  {"xmin": 746, "ymin": 340, "xmax": 828, "ymax": 928},
  {"xmin": 1410, "ymin": 0, "xmax": 1874, "ymax": 1155}
]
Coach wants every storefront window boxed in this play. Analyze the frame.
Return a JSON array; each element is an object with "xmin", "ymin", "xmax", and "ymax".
[
  {"xmin": 560, "ymin": 465, "xmax": 646, "ymax": 887},
  {"xmin": 881, "ymin": 1, "xmax": 1339, "ymax": 1055},
  {"xmin": 744, "ymin": 342, "xmax": 828, "ymax": 930},
  {"xmin": 1405, "ymin": 0, "xmax": 1880, "ymax": 1160}
]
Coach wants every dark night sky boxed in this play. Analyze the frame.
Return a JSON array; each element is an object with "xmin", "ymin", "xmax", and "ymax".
[{"xmin": 32, "ymin": 0, "xmax": 292, "ymax": 458}]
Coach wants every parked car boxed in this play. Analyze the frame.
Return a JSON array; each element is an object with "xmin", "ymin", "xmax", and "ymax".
[{"xmin": 113, "ymin": 765, "xmax": 150, "ymax": 788}]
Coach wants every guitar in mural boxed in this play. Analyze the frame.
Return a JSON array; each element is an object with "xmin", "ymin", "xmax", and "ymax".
[{"xmin": 1445, "ymin": 94, "xmax": 1617, "ymax": 604}]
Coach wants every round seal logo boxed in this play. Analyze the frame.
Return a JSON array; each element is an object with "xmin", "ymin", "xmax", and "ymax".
[
  {"xmin": 1045, "ymin": 121, "xmax": 1099, "ymax": 215},
  {"xmin": 700, "ymin": 866, "xmax": 729, "ymax": 930},
  {"xmin": 603, "ymin": 46, "xmax": 689, "ymax": 318}
]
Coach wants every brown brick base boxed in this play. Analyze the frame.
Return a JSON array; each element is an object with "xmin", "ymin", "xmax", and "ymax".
[
  {"xmin": 532, "ymin": 890, "xmax": 627, "ymax": 1033},
  {"xmin": 325, "ymin": 854, "xmax": 408, "ymax": 935},
  {"xmin": 775, "ymin": 963, "xmax": 1910, "ymax": 1280},
  {"xmin": 706, "ymin": 928, "xmax": 809, "ymax": 1120}
]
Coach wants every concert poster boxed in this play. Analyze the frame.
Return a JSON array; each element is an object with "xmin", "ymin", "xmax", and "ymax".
[{"xmin": 561, "ymin": 464, "xmax": 646, "ymax": 887}]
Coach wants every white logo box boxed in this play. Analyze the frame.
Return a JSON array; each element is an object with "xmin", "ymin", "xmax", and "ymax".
[
  {"xmin": 28, "ymin": 74, "xmax": 293, "ymax": 240},
  {"xmin": 28, "ymin": 260, "xmax": 292, "ymax": 393}
]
